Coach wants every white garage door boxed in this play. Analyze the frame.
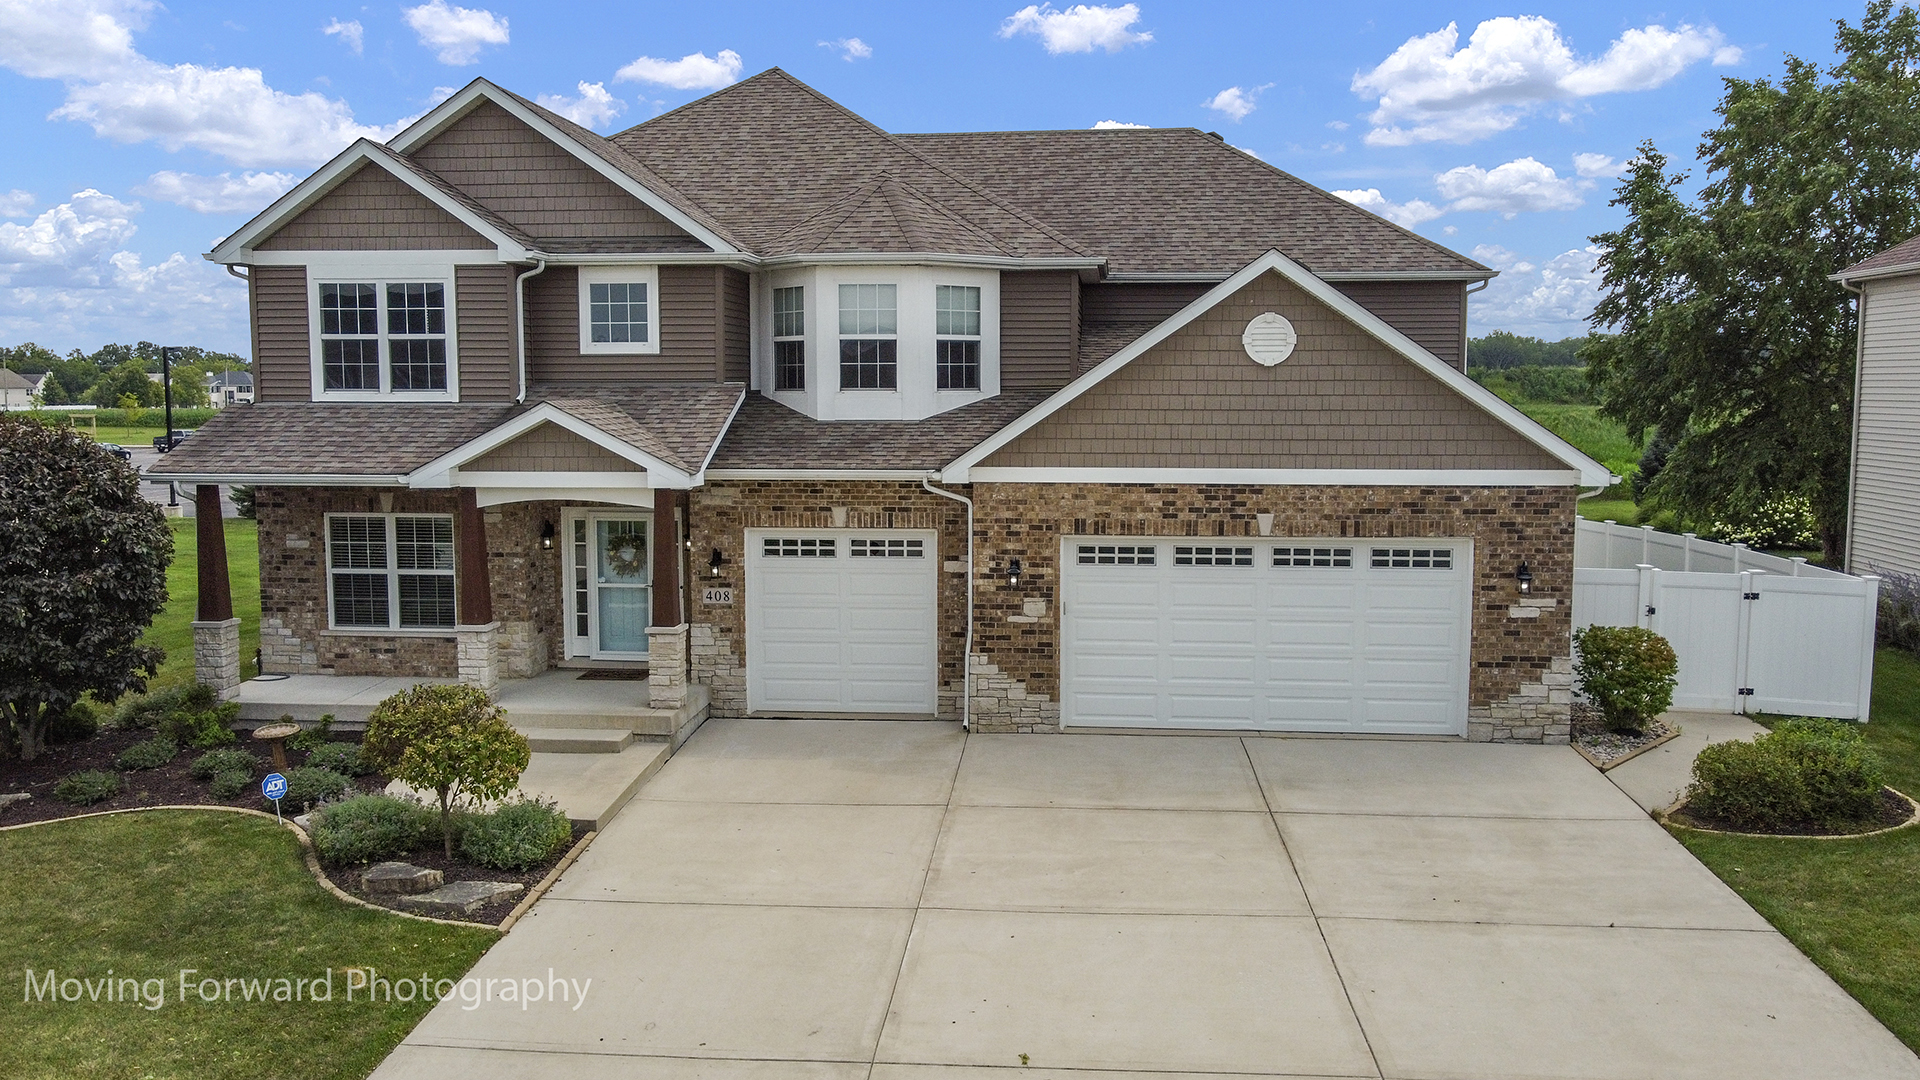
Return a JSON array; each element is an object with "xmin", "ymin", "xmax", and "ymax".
[
  {"xmin": 1062, "ymin": 538, "xmax": 1472, "ymax": 734},
  {"xmin": 746, "ymin": 530, "xmax": 939, "ymax": 716}
]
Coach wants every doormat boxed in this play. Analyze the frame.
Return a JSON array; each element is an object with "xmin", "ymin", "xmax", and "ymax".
[{"xmin": 575, "ymin": 668, "xmax": 649, "ymax": 681}]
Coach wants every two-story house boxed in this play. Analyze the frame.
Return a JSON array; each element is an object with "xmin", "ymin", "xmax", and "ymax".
[{"xmin": 150, "ymin": 70, "xmax": 1610, "ymax": 742}]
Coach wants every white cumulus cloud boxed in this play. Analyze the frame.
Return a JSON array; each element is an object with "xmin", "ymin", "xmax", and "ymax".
[
  {"xmin": 1203, "ymin": 83, "xmax": 1270, "ymax": 122},
  {"xmin": 402, "ymin": 1, "xmax": 509, "ymax": 66},
  {"xmin": 1573, "ymin": 152, "xmax": 1619, "ymax": 178},
  {"xmin": 614, "ymin": 49, "xmax": 743, "ymax": 91},
  {"xmin": 1353, "ymin": 16, "xmax": 1739, "ymax": 146},
  {"xmin": 1329, "ymin": 188, "xmax": 1445, "ymax": 228},
  {"xmin": 535, "ymin": 82, "xmax": 626, "ymax": 131},
  {"xmin": 1092, "ymin": 119, "xmax": 1148, "ymax": 129},
  {"xmin": 135, "ymin": 171, "xmax": 297, "ymax": 215},
  {"xmin": 323, "ymin": 18, "xmax": 363, "ymax": 55},
  {"xmin": 819, "ymin": 37, "xmax": 872, "ymax": 62},
  {"xmin": 1468, "ymin": 243, "xmax": 1604, "ymax": 338},
  {"xmin": 999, "ymin": 3, "xmax": 1151, "ymax": 54},
  {"xmin": 0, "ymin": 190, "xmax": 34, "ymax": 218},
  {"xmin": 1433, "ymin": 158, "xmax": 1585, "ymax": 217}
]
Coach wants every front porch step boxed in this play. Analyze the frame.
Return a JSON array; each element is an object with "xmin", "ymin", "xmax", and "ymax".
[{"xmin": 519, "ymin": 727, "xmax": 635, "ymax": 754}]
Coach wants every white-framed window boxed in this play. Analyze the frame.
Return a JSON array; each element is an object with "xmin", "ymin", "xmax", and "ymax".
[
  {"xmin": 773, "ymin": 285, "xmax": 805, "ymax": 391},
  {"xmin": 1370, "ymin": 547, "xmax": 1454, "ymax": 569},
  {"xmin": 1173, "ymin": 545, "xmax": 1253, "ymax": 566},
  {"xmin": 325, "ymin": 513, "xmax": 457, "ymax": 630},
  {"xmin": 764, "ymin": 537, "xmax": 837, "ymax": 557},
  {"xmin": 317, "ymin": 280, "xmax": 451, "ymax": 394},
  {"xmin": 850, "ymin": 537, "xmax": 924, "ymax": 558},
  {"xmin": 838, "ymin": 283, "xmax": 898, "ymax": 390},
  {"xmin": 1274, "ymin": 546, "xmax": 1353, "ymax": 567},
  {"xmin": 1076, "ymin": 544, "xmax": 1156, "ymax": 565},
  {"xmin": 935, "ymin": 284, "xmax": 982, "ymax": 390},
  {"xmin": 578, "ymin": 265, "xmax": 660, "ymax": 355}
]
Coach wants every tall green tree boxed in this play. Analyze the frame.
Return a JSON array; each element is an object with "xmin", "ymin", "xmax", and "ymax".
[{"xmin": 1586, "ymin": 1, "xmax": 1920, "ymax": 562}]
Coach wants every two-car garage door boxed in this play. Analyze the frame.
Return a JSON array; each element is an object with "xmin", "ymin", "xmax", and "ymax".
[{"xmin": 1062, "ymin": 538, "xmax": 1472, "ymax": 735}]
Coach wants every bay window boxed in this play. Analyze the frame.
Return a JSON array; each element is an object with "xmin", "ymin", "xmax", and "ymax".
[
  {"xmin": 838, "ymin": 283, "xmax": 897, "ymax": 389},
  {"xmin": 935, "ymin": 284, "xmax": 982, "ymax": 390},
  {"xmin": 773, "ymin": 285, "xmax": 805, "ymax": 391}
]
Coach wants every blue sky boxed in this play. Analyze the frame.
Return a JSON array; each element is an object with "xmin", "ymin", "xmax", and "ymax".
[{"xmin": 0, "ymin": 0, "xmax": 1874, "ymax": 357}]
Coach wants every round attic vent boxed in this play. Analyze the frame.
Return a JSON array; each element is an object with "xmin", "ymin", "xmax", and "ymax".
[{"xmin": 1242, "ymin": 312, "xmax": 1297, "ymax": 366}]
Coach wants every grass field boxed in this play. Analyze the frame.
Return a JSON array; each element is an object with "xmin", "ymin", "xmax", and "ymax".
[
  {"xmin": 142, "ymin": 518, "xmax": 261, "ymax": 692},
  {"xmin": 0, "ymin": 811, "xmax": 496, "ymax": 1080},
  {"xmin": 1673, "ymin": 649, "xmax": 1920, "ymax": 1052}
]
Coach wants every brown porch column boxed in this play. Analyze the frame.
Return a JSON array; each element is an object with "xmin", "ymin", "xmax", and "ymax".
[
  {"xmin": 651, "ymin": 487, "xmax": 681, "ymax": 627},
  {"xmin": 454, "ymin": 488, "xmax": 499, "ymax": 690},
  {"xmin": 191, "ymin": 484, "xmax": 241, "ymax": 699}
]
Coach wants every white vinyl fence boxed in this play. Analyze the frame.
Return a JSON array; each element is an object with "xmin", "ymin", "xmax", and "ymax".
[{"xmin": 1572, "ymin": 520, "xmax": 1880, "ymax": 719}]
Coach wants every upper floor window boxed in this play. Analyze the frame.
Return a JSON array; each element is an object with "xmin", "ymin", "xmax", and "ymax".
[
  {"xmin": 578, "ymin": 266, "xmax": 660, "ymax": 355},
  {"xmin": 773, "ymin": 286, "xmax": 805, "ymax": 391},
  {"xmin": 935, "ymin": 285, "xmax": 981, "ymax": 390},
  {"xmin": 839, "ymin": 284, "xmax": 897, "ymax": 390},
  {"xmin": 319, "ymin": 281, "xmax": 447, "ymax": 393}
]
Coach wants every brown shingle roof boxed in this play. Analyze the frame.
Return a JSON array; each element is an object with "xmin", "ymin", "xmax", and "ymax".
[
  {"xmin": 764, "ymin": 175, "xmax": 1016, "ymax": 258},
  {"xmin": 530, "ymin": 384, "xmax": 745, "ymax": 473},
  {"xmin": 708, "ymin": 392, "xmax": 1050, "ymax": 471},
  {"xmin": 1840, "ymin": 232, "xmax": 1920, "ymax": 278}
]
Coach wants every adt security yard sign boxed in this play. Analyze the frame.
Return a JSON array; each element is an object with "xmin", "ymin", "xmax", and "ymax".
[{"xmin": 263, "ymin": 772, "xmax": 288, "ymax": 823}]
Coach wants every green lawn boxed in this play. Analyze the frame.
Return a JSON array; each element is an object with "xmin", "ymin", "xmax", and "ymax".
[
  {"xmin": 1513, "ymin": 402, "xmax": 1646, "ymax": 480},
  {"xmin": 143, "ymin": 518, "xmax": 262, "ymax": 693},
  {"xmin": 0, "ymin": 811, "xmax": 496, "ymax": 1080},
  {"xmin": 1673, "ymin": 648, "xmax": 1920, "ymax": 1052}
]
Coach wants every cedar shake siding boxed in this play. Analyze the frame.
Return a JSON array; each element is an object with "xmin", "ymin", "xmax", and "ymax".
[
  {"xmin": 527, "ymin": 264, "xmax": 740, "ymax": 384},
  {"xmin": 251, "ymin": 266, "xmax": 311, "ymax": 401},
  {"xmin": 721, "ymin": 266, "xmax": 750, "ymax": 383},
  {"xmin": 984, "ymin": 268, "xmax": 1562, "ymax": 470},
  {"xmin": 256, "ymin": 164, "xmax": 492, "ymax": 251},
  {"xmin": 455, "ymin": 264, "xmax": 517, "ymax": 401},
  {"xmin": 1332, "ymin": 279, "xmax": 1467, "ymax": 370},
  {"xmin": 466, "ymin": 422, "xmax": 643, "ymax": 472},
  {"xmin": 409, "ymin": 100, "xmax": 697, "ymax": 248},
  {"xmin": 1001, "ymin": 270, "xmax": 1079, "ymax": 390}
]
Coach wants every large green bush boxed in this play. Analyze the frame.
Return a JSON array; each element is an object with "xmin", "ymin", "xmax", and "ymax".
[
  {"xmin": 1573, "ymin": 626, "xmax": 1679, "ymax": 733},
  {"xmin": 363, "ymin": 684, "xmax": 529, "ymax": 859},
  {"xmin": 273, "ymin": 767, "xmax": 351, "ymax": 812},
  {"xmin": 159, "ymin": 701, "xmax": 238, "ymax": 749},
  {"xmin": 1688, "ymin": 718, "xmax": 1887, "ymax": 831},
  {"xmin": 461, "ymin": 798, "xmax": 573, "ymax": 871},
  {"xmin": 309, "ymin": 795, "xmax": 433, "ymax": 866}
]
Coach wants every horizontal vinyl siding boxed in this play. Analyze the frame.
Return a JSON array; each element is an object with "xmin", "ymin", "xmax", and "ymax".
[
  {"xmin": 1001, "ymin": 270, "xmax": 1078, "ymax": 390},
  {"xmin": 257, "ymin": 164, "xmax": 491, "ymax": 251},
  {"xmin": 252, "ymin": 266, "xmax": 310, "ymax": 401},
  {"xmin": 1080, "ymin": 281, "xmax": 1212, "ymax": 323},
  {"xmin": 722, "ymin": 267, "xmax": 750, "ymax": 383},
  {"xmin": 1851, "ymin": 278, "xmax": 1920, "ymax": 574},
  {"xmin": 410, "ymin": 101, "xmax": 692, "ymax": 244},
  {"xmin": 466, "ymin": 422, "xmax": 641, "ymax": 472},
  {"xmin": 456, "ymin": 264, "xmax": 516, "ymax": 401},
  {"xmin": 527, "ymin": 265, "xmax": 721, "ymax": 384},
  {"xmin": 1334, "ymin": 280, "xmax": 1466, "ymax": 370}
]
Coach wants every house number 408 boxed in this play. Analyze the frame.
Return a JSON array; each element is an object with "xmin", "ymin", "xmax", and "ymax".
[{"xmin": 702, "ymin": 587, "xmax": 734, "ymax": 605}]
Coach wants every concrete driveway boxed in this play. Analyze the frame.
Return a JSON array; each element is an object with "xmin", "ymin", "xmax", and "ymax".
[{"xmin": 372, "ymin": 721, "xmax": 1920, "ymax": 1080}]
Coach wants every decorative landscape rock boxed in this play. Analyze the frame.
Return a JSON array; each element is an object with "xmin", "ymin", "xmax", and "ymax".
[
  {"xmin": 0, "ymin": 793, "xmax": 30, "ymax": 809},
  {"xmin": 396, "ymin": 880, "xmax": 523, "ymax": 915},
  {"xmin": 361, "ymin": 862, "xmax": 443, "ymax": 895}
]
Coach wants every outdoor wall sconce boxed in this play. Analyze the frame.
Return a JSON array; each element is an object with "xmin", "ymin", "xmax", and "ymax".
[
  {"xmin": 709, "ymin": 548, "xmax": 726, "ymax": 577},
  {"xmin": 1516, "ymin": 562, "xmax": 1534, "ymax": 594},
  {"xmin": 539, "ymin": 520, "xmax": 555, "ymax": 551},
  {"xmin": 1006, "ymin": 558, "xmax": 1023, "ymax": 588}
]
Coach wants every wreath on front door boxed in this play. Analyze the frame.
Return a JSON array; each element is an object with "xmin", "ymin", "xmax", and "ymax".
[{"xmin": 605, "ymin": 538, "xmax": 647, "ymax": 578}]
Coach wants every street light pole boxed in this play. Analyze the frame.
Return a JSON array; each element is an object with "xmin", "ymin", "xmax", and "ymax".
[{"xmin": 161, "ymin": 345, "xmax": 177, "ymax": 509}]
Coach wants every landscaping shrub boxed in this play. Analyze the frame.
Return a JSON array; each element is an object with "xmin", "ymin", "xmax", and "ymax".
[
  {"xmin": 115, "ymin": 735, "xmax": 178, "ymax": 771},
  {"xmin": 461, "ymin": 798, "xmax": 573, "ymax": 871},
  {"xmin": 1572, "ymin": 626, "xmax": 1679, "ymax": 733},
  {"xmin": 1877, "ymin": 569, "xmax": 1920, "ymax": 658},
  {"xmin": 52, "ymin": 770, "xmax": 121, "ymax": 805},
  {"xmin": 287, "ymin": 714, "xmax": 337, "ymax": 752},
  {"xmin": 208, "ymin": 769, "xmax": 255, "ymax": 800},
  {"xmin": 45, "ymin": 699, "xmax": 102, "ymax": 745},
  {"xmin": 1707, "ymin": 495, "xmax": 1820, "ymax": 550},
  {"xmin": 303, "ymin": 741, "xmax": 371, "ymax": 776},
  {"xmin": 309, "ymin": 794, "xmax": 433, "ymax": 865},
  {"xmin": 1688, "ymin": 718, "xmax": 1887, "ymax": 831},
  {"xmin": 364, "ymin": 684, "xmax": 530, "ymax": 858},
  {"xmin": 190, "ymin": 747, "xmax": 259, "ymax": 781},
  {"xmin": 110, "ymin": 685, "xmax": 191, "ymax": 730},
  {"xmin": 273, "ymin": 767, "xmax": 351, "ymax": 812},
  {"xmin": 158, "ymin": 701, "xmax": 238, "ymax": 749}
]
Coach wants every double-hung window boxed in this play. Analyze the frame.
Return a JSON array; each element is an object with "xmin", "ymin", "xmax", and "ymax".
[
  {"xmin": 773, "ymin": 286, "xmax": 805, "ymax": 391},
  {"xmin": 838, "ymin": 284, "xmax": 897, "ymax": 389},
  {"xmin": 326, "ymin": 514, "xmax": 457, "ymax": 630},
  {"xmin": 935, "ymin": 285, "xmax": 982, "ymax": 390},
  {"xmin": 318, "ymin": 281, "xmax": 449, "ymax": 393}
]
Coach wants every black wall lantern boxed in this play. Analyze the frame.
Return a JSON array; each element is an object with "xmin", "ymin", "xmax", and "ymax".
[
  {"xmin": 1006, "ymin": 557, "xmax": 1023, "ymax": 588},
  {"xmin": 709, "ymin": 547, "xmax": 726, "ymax": 577},
  {"xmin": 1515, "ymin": 562, "xmax": 1533, "ymax": 594},
  {"xmin": 539, "ymin": 520, "xmax": 555, "ymax": 551}
]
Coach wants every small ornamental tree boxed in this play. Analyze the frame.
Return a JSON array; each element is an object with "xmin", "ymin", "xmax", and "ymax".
[
  {"xmin": 0, "ymin": 417, "xmax": 170, "ymax": 761},
  {"xmin": 361, "ymin": 684, "xmax": 530, "ymax": 858},
  {"xmin": 1572, "ymin": 625, "xmax": 1680, "ymax": 734}
]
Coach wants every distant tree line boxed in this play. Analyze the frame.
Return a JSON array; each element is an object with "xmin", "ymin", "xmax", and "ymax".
[
  {"xmin": 1, "ymin": 341, "xmax": 248, "ymax": 410},
  {"xmin": 1464, "ymin": 331, "xmax": 1603, "ymax": 369}
]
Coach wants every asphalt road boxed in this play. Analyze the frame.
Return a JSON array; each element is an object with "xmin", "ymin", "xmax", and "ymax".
[{"xmin": 130, "ymin": 445, "xmax": 239, "ymax": 518}]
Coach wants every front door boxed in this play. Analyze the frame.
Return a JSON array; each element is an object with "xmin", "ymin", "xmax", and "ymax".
[{"xmin": 566, "ymin": 512, "xmax": 651, "ymax": 659}]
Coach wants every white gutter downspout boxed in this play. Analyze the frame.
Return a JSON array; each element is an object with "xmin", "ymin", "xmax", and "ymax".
[
  {"xmin": 922, "ymin": 474, "xmax": 973, "ymax": 731},
  {"xmin": 1839, "ymin": 277, "xmax": 1866, "ymax": 574},
  {"xmin": 514, "ymin": 258, "xmax": 548, "ymax": 404}
]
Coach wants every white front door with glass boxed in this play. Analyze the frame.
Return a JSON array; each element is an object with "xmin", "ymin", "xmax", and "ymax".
[{"xmin": 564, "ymin": 511, "xmax": 652, "ymax": 659}]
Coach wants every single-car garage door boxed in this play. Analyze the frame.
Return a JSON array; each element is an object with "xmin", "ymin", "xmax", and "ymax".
[
  {"xmin": 1062, "ymin": 538, "xmax": 1472, "ymax": 734},
  {"xmin": 746, "ymin": 530, "xmax": 939, "ymax": 716}
]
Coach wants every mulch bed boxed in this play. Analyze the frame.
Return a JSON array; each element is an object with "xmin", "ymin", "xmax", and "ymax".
[
  {"xmin": 1669, "ymin": 786, "xmax": 1916, "ymax": 836},
  {"xmin": 332, "ymin": 822, "xmax": 589, "ymax": 925},
  {"xmin": 1570, "ymin": 702, "xmax": 1675, "ymax": 765}
]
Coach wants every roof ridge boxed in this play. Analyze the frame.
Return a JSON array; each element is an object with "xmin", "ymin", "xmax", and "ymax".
[
  {"xmin": 762, "ymin": 175, "xmax": 887, "ymax": 251},
  {"xmin": 612, "ymin": 67, "xmax": 799, "ymax": 138},
  {"xmin": 873, "ymin": 174, "xmax": 1014, "ymax": 256}
]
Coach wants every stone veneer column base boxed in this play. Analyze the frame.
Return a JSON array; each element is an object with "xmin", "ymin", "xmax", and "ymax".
[
  {"xmin": 647, "ymin": 624, "xmax": 690, "ymax": 709},
  {"xmin": 455, "ymin": 622, "xmax": 500, "ymax": 692},
  {"xmin": 968, "ymin": 654, "xmax": 1061, "ymax": 733},
  {"xmin": 191, "ymin": 618, "xmax": 242, "ymax": 700},
  {"xmin": 1467, "ymin": 656, "xmax": 1574, "ymax": 744},
  {"xmin": 690, "ymin": 622, "xmax": 747, "ymax": 717}
]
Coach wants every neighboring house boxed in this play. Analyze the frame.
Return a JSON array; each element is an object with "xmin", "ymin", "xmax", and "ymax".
[
  {"xmin": 1836, "ymin": 236, "xmax": 1920, "ymax": 576},
  {"xmin": 0, "ymin": 367, "xmax": 33, "ymax": 410},
  {"xmin": 207, "ymin": 370, "xmax": 255, "ymax": 407},
  {"xmin": 148, "ymin": 71, "xmax": 1610, "ymax": 742}
]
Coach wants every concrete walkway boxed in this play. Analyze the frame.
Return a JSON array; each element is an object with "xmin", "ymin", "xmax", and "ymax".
[
  {"xmin": 1606, "ymin": 710, "xmax": 1770, "ymax": 812},
  {"xmin": 371, "ymin": 722, "xmax": 1920, "ymax": 1080}
]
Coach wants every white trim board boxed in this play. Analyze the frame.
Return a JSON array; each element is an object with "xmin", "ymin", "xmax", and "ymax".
[
  {"xmin": 941, "ymin": 248, "xmax": 1614, "ymax": 488},
  {"xmin": 967, "ymin": 468, "xmax": 1585, "ymax": 486}
]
